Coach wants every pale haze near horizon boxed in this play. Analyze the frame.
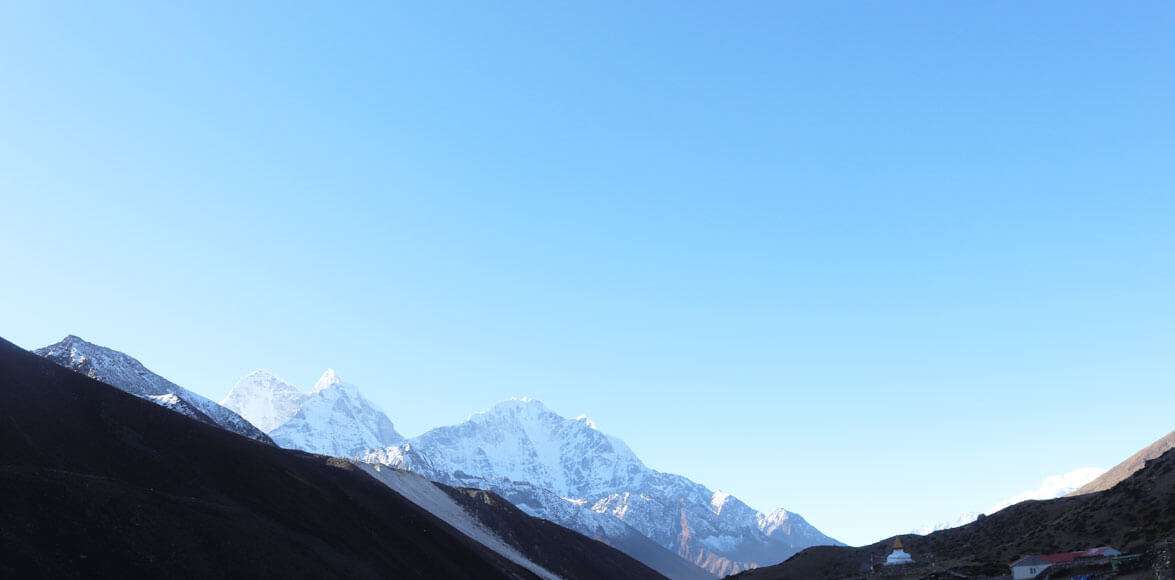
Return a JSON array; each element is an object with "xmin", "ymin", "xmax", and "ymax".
[{"xmin": 1, "ymin": 2, "xmax": 1173, "ymax": 546}]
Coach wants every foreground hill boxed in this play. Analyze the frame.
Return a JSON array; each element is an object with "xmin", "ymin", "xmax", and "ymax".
[
  {"xmin": 732, "ymin": 442, "xmax": 1175, "ymax": 579},
  {"xmin": 0, "ymin": 336, "xmax": 661, "ymax": 579}
]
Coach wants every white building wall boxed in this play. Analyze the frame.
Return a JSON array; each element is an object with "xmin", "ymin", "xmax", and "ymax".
[{"xmin": 1012, "ymin": 563, "xmax": 1050, "ymax": 580}]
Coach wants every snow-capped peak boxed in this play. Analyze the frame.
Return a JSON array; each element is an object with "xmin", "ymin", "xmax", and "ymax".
[
  {"xmin": 574, "ymin": 414, "xmax": 598, "ymax": 429},
  {"xmin": 379, "ymin": 397, "xmax": 647, "ymax": 498},
  {"xmin": 60, "ymin": 334, "xmax": 86, "ymax": 347},
  {"xmin": 40, "ymin": 334, "xmax": 125, "ymax": 369},
  {"xmin": 242, "ymin": 368, "xmax": 280, "ymax": 381},
  {"xmin": 465, "ymin": 397, "xmax": 552, "ymax": 423},
  {"xmin": 269, "ymin": 370, "xmax": 403, "ymax": 458},
  {"xmin": 312, "ymin": 368, "xmax": 344, "ymax": 393},
  {"xmin": 499, "ymin": 396, "xmax": 546, "ymax": 410},
  {"xmin": 755, "ymin": 507, "xmax": 829, "ymax": 548},
  {"xmin": 35, "ymin": 335, "xmax": 273, "ymax": 444},
  {"xmin": 364, "ymin": 397, "xmax": 840, "ymax": 576},
  {"xmin": 151, "ymin": 393, "xmax": 182, "ymax": 405},
  {"xmin": 221, "ymin": 369, "xmax": 307, "ymax": 433}
]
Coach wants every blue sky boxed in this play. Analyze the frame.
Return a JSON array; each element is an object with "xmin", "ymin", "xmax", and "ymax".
[{"xmin": 1, "ymin": 2, "xmax": 1173, "ymax": 545}]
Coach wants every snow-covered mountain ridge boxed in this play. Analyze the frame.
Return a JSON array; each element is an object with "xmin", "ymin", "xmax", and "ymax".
[
  {"xmin": 32, "ymin": 338, "xmax": 832, "ymax": 577},
  {"xmin": 222, "ymin": 368, "xmax": 404, "ymax": 458},
  {"xmin": 220, "ymin": 370, "xmax": 306, "ymax": 432},
  {"xmin": 35, "ymin": 336, "xmax": 273, "ymax": 444},
  {"xmin": 363, "ymin": 397, "xmax": 840, "ymax": 577}
]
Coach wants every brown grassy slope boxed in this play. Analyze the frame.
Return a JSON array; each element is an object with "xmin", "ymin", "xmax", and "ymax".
[{"xmin": 1070, "ymin": 431, "xmax": 1175, "ymax": 496}]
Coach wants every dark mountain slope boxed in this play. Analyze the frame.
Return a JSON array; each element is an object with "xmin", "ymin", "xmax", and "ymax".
[
  {"xmin": 1070, "ymin": 430, "xmax": 1175, "ymax": 496},
  {"xmin": 443, "ymin": 486, "xmax": 696, "ymax": 580},
  {"xmin": 0, "ymin": 336, "xmax": 541, "ymax": 579},
  {"xmin": 357, "ymin": 462, "xmax": 668, "ymax": 579},
  {"xmin": 733, "ymin": 446, "xmax": 1175, "ymax": 579}
]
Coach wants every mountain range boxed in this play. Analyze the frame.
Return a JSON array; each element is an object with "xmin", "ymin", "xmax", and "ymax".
[
  {"xmin": 39, "ymin": 335, "xmax": 836, "ymax": 575},
  {"xmin": 219, "ymin": 367, "xmax": 407, "ymax": 459},
  {"xmin": 26, "ymin": 334, "xmax": 1171, "ymax": 579},
  {"xmin": 1, "ymin": 335, "xmax": 665, "ymax": 579},
  {"xmin": 217, "ymin": 363, "xmax": 840, "ymax": 577},
  {"xmin": 362, "ymin": 398, "xmax": 840, "ymax": 576}
]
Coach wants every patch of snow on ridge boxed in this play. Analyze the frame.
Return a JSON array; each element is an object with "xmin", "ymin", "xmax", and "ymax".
[
  {"xmin": 399, "ymin": 397, "xmax": 646, "ymax": 498},
  {"xmin": 574, "ymin": 414, "xmax": 598, "ymax": 429},
  {"xmin": 147, "ymin": 393, "xmax": 209, "ymax": 422},
  {"xmin": 711, "ymin": 490, "xmax": 733, "ymax": 514},
  {"xmin": 359, "ymin": 464, "xmax": 561, "ymax": 580}
]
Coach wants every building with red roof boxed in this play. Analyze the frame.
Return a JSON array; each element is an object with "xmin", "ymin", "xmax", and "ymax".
[{"xmin": 1009, "ymin": 547, "xmax": 1121, "ymax": 579}]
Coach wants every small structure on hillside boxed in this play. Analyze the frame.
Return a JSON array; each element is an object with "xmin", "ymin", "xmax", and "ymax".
[
  {"xmin": 1010, "ymin": 554, "xmax": 1051, "ymax": 579},
  {"xmin": 1010, "ymin": 546, "xmax": 1121, "ymax": 579},
  {"xmin": 884, "ymin": 537, "xmax": 914, "ymax": 566}
]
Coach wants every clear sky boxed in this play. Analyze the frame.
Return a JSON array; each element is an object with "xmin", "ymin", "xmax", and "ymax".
[{"xmin": 2, "ymin": 2, "xmax": 1173, "ymax": 546}]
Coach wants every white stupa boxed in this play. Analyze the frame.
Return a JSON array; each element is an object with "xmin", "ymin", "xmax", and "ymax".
[{"xmin": 885, "ymin": 538, "xmax": 913, "ymax": 566}]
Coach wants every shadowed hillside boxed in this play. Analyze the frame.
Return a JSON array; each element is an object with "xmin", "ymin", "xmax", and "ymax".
[
  {"xmin": 733, "ymin": 444, "xmax": 1175, "ymax": 579},
  {"xmin": 0, "ymin": 336, "xmax": 663, "ymax": 579}
]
